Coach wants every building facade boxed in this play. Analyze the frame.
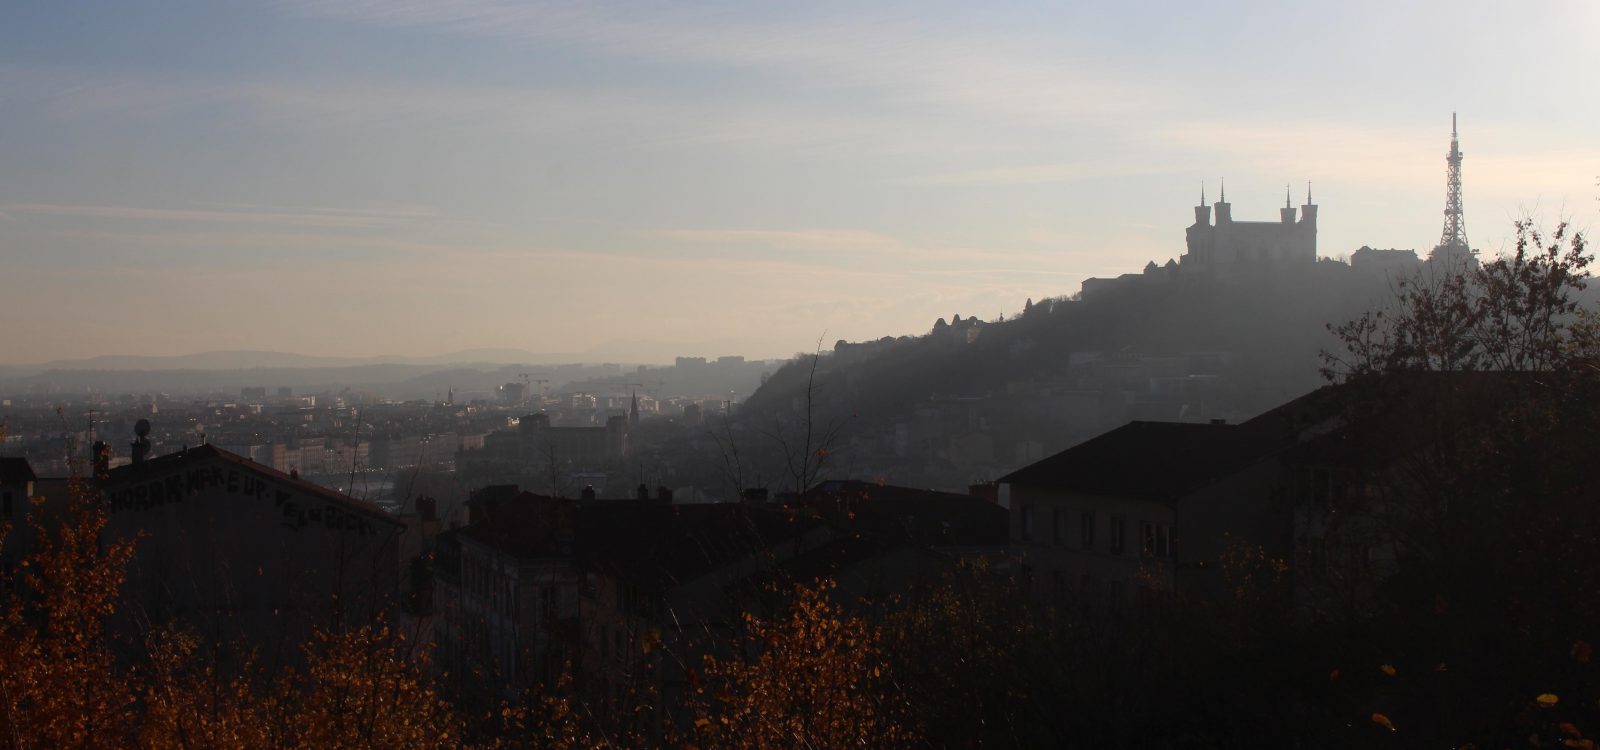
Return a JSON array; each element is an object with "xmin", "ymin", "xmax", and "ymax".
[
  {"xmin": 98, "ymin": 444, "xmax": 409, "ymax": 646},
  {"xmin": 1182, "ymin": 185, "xmax": 1318, "ymax": 274}
]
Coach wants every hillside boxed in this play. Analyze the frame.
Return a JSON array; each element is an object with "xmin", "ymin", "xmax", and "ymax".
[{"xmin": 731, "ymin": 262, "xmax": 1398, "ymax": 489}]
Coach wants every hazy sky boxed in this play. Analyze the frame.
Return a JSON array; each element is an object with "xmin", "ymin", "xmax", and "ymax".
[{"xmin": 3, "ymin": 0, "xmax": 1597, "ymax": 364}]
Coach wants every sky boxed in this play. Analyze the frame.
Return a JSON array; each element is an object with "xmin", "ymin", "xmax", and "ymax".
[{"xmin": 2, "ymin": 0, "xmax": 1597, "ymax": 364}]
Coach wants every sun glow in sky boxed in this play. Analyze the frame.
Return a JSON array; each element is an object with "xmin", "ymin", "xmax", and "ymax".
[{"xmin": 2, "ymin": 0, "xmax": 1597, "ymax": 363}]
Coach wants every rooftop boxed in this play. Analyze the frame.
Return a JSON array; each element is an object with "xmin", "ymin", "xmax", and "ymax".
[
  {"xmin": 998, "ymin": 421, "xmax": 1278, "ymax": 502},
  {"xmin": 0, "ymin": 457, "xmax": 36, "ymax": 485},
  {"xmin": 101, "ymin": 444, "xmax": 400, "ymax": 526}
]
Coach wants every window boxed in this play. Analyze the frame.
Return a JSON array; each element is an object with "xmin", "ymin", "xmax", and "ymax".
[
  {"xmin": 1080, "ymin": 511, "xmax": 1096, "ymax": 550},
  {"xmin": 1309, "ymin": 536, "xmax": 1327, "ymax": 573},
  {"xmin": 1019, "ymin": 503, "xmax": 1034, "ymax": 542},
  {"xmin": 1110, "ymin": 516, "xmax": 1126, "ymax": 555},
  {"xmin": 1140, "ymin": 522, "xmax": 1174, "ymax": 559}
]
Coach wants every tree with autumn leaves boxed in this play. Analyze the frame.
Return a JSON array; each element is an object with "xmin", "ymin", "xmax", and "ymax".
[
  {"xmin": 685, "ymin": 579, "xmax": 916, "ymax": 750},
  {"xmin": 0, "ymin": 480, "xmax": 138, "ymax": 748},
  {"xmin": 0, "ymin": 478, "xmax": 472, "ymax": 749},
  {"xmin": 1310, "ymin": 220, "xmax": 1600, "ymax": 748},
  {"xmin": 0, "ymin": 474, "xmax": 923, "ymax": 749}
]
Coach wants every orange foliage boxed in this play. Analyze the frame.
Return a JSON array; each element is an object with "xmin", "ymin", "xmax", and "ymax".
[
  {"xmin": 0, "ymin": 480, "xmax": 478, "ymax": 749},
  {"xmin": 0, "ymin": 481, "xmax": 139, "ymax": 748},
  {"xmin": 687, "ymin": 579, "xmax": 915, "ymax": 750}
]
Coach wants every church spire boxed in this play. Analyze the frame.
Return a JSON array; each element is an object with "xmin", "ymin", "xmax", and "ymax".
[
  {"xmin": 1306, "ymin": 180, "xmax": 1312, "ymax": 204},
  {"xmin": 1219, "ymin": 178, "xmax": 1226, "ymax": 203},
  {"xmin": 1285, "ymin": 183, "xmax": 1292, "ymax": 209},
  {"xmin": 1200, "ymin": 181, "xmax": 1206, "ymax": 206}
]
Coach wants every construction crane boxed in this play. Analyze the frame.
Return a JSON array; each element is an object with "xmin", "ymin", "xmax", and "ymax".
[{"xmin": 516, "ymin": 373, "xmax": 533, "ymax": 406}]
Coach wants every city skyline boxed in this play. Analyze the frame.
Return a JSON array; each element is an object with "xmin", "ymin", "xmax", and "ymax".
[{"xmin": 3, "ymin": 0, "xmax": 1598, "ymax": 364}]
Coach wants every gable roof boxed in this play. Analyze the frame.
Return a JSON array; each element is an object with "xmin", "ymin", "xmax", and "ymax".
[
  {"xmin": 798, "ymin": 480, "xmax": 1008, "ymax": 547},
  {"xmin": 102, "ymin": 444, "xmax": 400, "ymax": 526},
  {"xmin": 998, "ymin": 421, "xmax": 1278, "ymax": 503},
  {"xmin": 459, "ymin": 494, "xmax": 828, "ymax": 592},
  {"xmin": 0, "ymin": 457, "xmax": 36, "ymax": 485}
]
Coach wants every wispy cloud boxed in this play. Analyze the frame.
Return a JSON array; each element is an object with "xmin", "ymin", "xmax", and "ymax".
[
  {"xmin": 4, "ymin": 202, "xmax": 416, "ymax": 229},
  {"xmin": 653, "ymin": 228, "xmax": 906, "ymax": 250},
  {"xmin": 38, "ymin": 228, "xmax": 461, "ymax": 258},
  {"xmin": 649, "ymin": 226, "xmax": 1068, "ymax": 269},
  {"xmin": 277, "ymin": 1, "xmax": 1167, "ymax": 127},
  {"xmin": 895, "ymin": 160, "xmax": 1167, "ymax": 188}
]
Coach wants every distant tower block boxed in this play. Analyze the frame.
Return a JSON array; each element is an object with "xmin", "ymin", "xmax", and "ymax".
[{"xmin": 1429, "ymin": 113, "xmax": 1477, "ymax": 268}]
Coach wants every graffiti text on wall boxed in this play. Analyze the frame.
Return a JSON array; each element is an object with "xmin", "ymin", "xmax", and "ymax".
[{"xmin": 106, "ymin": 464, "xmax": 380, "ymax": 536}]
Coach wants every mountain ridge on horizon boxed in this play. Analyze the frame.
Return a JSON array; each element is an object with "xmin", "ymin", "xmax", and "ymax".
[{"xmin": 1, "ymin": 338, "xmax": 800, "ymax": 374}]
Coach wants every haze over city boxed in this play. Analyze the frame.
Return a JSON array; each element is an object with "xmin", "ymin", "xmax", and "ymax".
[{"xmin": 3, "ymin": 0, "xmax": 1596, "ymax": 364}]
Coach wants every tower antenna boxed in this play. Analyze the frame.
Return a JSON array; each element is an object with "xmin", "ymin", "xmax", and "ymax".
[{"xmin": 1437, "ymin": 112, "xmax": 1469, "ymax": 253}]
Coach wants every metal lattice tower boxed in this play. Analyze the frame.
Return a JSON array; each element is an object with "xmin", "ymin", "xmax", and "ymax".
[{"xmin": 1438, "ymin": 112, "xmax": 1469, "ymax": 252}]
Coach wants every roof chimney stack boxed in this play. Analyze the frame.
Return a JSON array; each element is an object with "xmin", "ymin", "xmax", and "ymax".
[{"xmin": 92, "ymin": 441, "xmax": 110, "ymax": 478}]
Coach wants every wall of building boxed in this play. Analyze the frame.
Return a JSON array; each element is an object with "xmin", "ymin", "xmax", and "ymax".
[
  {"xmin": 100, "ymin": 453, "xmax": 404, "ymax": 648},
  {"xmin": 1006, "ymin": 484, "xmax": 1177, "ymax": 611},
  {"xmin": 1183, "ymin": 199, "xmax": 1317, "ymax": 274}
]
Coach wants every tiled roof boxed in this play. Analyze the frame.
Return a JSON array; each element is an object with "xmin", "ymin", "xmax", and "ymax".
[
  {"xmin": 798, "ymin": 480, "xmax": 1007, "ymax": 547},
  {"xmin": 102, "ymin": 444, "xmax": 400, "ymax": 526},
  {"xmin": 998, "ymin": 421, "xmax": 1275, "ymax": 502},
  {"xmin": 460, "ymin": 495, "xmax": 827, "ymax": 591}
]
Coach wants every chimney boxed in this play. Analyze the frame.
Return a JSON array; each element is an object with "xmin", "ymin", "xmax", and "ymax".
[
  {"xmin": 416, "ymin": 496, "xmax": 437, "ymax": 523},
  {"xmin": 92, "ymin": 441, "xmax": 110, "ymax": 478},
  {"xmin": 131, "ymin": 418, "xmax": 152, "ymax": 467}
]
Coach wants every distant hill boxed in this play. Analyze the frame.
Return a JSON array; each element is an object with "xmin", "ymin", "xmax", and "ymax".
[
  {"xmin": 741, "ymin": 262, "xmax": 1397, "ymax": 427},
  {"xmin": 18, "ymin": 348, "xmax": 570, "ymax": 372},
  {"xmin": 7, "ymin": 338, "xmax": 792, "ymax": 375},
  {"xmin": 0, "ymin": 363, "xmax": 489, "ymax": 397}
]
